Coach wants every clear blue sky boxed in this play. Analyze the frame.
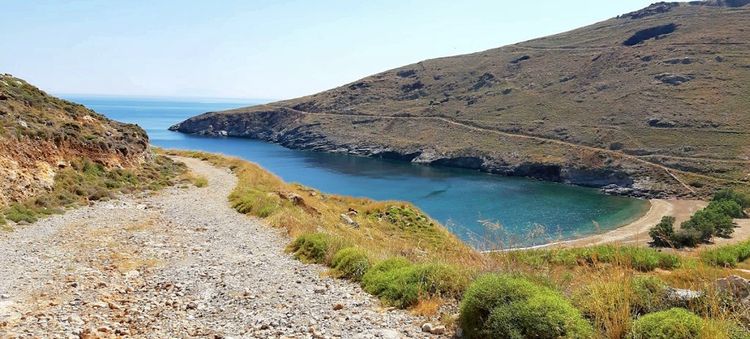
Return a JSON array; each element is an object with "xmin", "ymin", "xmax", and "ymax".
[{"xmin": 2, "ymin": 0, "xmax": 661, "ymax": 100}]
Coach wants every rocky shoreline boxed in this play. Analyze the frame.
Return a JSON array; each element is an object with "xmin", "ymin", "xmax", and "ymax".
[{"xmin": 169, "ymin": 114, "xmax": 672, "ymax": 200}]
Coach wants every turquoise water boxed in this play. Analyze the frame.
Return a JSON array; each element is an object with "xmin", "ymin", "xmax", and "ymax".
[{"xmin": 66, "ymin": 96, "xmax": 649, "ymax": 248}]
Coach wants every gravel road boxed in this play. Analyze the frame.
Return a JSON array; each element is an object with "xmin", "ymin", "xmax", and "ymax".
[{"xmin": 0, "ymin": 157, "xmax": 441, "ymax": 338}]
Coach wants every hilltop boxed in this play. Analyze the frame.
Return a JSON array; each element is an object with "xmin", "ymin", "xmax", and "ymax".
[{"xmin": 172, "ymin": 1, "xmax": 750, "ymax": 198}]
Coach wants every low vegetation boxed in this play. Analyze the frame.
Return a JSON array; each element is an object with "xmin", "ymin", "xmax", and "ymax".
[
  {"xmin": 628, "ymin": 308, "xmax": 703, "ymax": 339},
  {"xmin": 169, "ymin": 150, "xmax": 750, "ymax": 338},
  {"xmin": 499, "ymin": 245, "xmax": 681, "ymax": 272},
  {"xmin": 330, "ymin": 247, "xmax": 371, "ymax": 281},
  {"xmin": 1, "ymin": 154, "xmax": 185, "ymax": 227},
  {"xmin": 460, "ymin": 274, "xmax": 592, "ymax": 339},
  {"xmin": 649, "ymin": 189, "xmax": 749, "ymax": 248},
  {"xmin": 700, "ymin": 239, "xmax": 750, "ymax": 268}
]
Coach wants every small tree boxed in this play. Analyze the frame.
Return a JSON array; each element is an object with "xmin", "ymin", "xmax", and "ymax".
[
  {"xmin": 680, "ymin": 209, "xmax": 733, "ymax": 242},
  {"xmin": 712, "ymin": 189, "xmax": 750, "ymax": 209},
  {"xmin": 649, "ymin": 216, "xmax": 675, "ymax": 247},
  {"xmin": 706, "ymin": 200, "xmax": 744, "ymax": 219}
]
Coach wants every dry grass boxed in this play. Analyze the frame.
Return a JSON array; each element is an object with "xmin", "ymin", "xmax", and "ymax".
[
  {"xmin": 178, "ymin": 171, "xmax": 208, "ymax": 188},
  {"xmin": 164, "ymin": 149, "xmax": 481, "ymax": 267}
]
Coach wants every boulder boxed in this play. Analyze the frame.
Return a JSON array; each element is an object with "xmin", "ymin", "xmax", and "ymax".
[
  {"xmin": 655, "ymin": 73, "xmax": 694, "ymax": 85},
  {"xmin": 716, "ymin": 275, "xmax": 750, "ymax": 300},
  {"xmin": 666, "ymin": 287, "xmax": 702, "ymax": 303},
  {"xmin": 340, "ymin": 213, "xmax": 359, "ymax": 228},
  {"xmin": 647, "ymin": 117, "xmax": 677, "ymax": 128}
]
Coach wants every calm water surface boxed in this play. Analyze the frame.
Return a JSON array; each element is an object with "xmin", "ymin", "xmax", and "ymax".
[{"xmin": 67, "ymin": 96, "xmax": 649, "ymax": 248}]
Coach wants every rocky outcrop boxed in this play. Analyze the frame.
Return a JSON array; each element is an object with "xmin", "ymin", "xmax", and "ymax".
[
  {"xmin": 655, "ymin": 73, "xmax": 694, "ymax": 86},
  {"xmin": 0, "ymin": 75, "xmax": 149, "ymax": 207},
  {"xmin": 623, "ymin": 23, "xmax": 678, "ymax": 46}
]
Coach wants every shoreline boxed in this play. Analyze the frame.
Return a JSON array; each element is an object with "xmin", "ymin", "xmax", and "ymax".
[{"xmin": 486, "ymin": 199, "xmax": 709, "ymax": 252}]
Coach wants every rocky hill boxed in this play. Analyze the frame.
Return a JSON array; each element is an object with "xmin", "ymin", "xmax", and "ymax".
[
  {"xmin": 171, "ymin": 1, "xmax": 750, "ymax": 198},
  {"xmin": 0, "ymin": 74, "xmax": 149, "ymax": 207}
]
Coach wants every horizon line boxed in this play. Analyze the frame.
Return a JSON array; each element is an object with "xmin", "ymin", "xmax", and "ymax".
[{"xmin": 55, "ymin": 92, "xmax": 279, "ymax": 103}]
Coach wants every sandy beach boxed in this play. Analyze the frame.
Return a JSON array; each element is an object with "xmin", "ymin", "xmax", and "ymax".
[
  {"xmin": 532, "ymin": 198, "xmax": 750, "ymax": 249},
  {"xmin": 508, "ymin": 199, "xmax": 705, "ymax": 250}
]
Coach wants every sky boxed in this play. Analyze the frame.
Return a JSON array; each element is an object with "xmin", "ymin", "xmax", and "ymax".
[{"xmin": 2, "ymin": 0, "xmax": 662, "ymax": 100}]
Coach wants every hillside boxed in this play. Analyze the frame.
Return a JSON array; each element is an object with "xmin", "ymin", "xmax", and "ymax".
[
  {"xmin": 0, "ymin": 75, "xmax": 174, "ymax": 213},
  {"xmin": 171, "ymin": 1, "xmax": 750, "ymax": 199}
]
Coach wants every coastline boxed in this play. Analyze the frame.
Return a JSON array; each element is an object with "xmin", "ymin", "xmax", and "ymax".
[{"xmin": 488, "ymin": 199, "xmax": 708, "ymax": 252}]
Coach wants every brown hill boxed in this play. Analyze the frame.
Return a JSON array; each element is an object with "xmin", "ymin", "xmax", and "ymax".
[
  {"xmin": 0, "ymin": 74, "xmax": 149, "ymax": 207},
  {"xmin": 171, "ymin": 1, "xmax": 750, "ymax": 198}
]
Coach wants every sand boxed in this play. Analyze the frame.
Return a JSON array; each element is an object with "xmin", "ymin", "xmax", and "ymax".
[{"xmin": 529, "ymin": 199, "xmax": 708, "ymax": 249}]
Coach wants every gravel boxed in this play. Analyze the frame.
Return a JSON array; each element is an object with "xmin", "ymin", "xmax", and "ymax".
[{"xmin": 0, "ymin": 157, "xmax": 443, "ymax": 338}]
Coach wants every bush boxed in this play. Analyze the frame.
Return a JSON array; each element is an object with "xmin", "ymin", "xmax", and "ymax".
[
  {"xmin": 668, "ymin": 191, "xmax": 748, "ymax": 248},
  {"xmin": 4, "ymin": 204, "xmax": 38, "ymax": 223},
  {"xmin": 713, "ymin": 189, "xmax": 750, "ymax": 209},
  {"xmin": 193, "ymin": 176, "xmax": 208, "ymax": 188},
  {"xmin": 288, "ymin": 233, "xmax": 330, "ymax": 264},
  {"xmin": 707, "ymin": 200, "xmax": 744, "ymax": 219},
  {"xmin": 620, "ymin": 247, "xmax": 681, "ymax": 271},
  {"xmin": 630, "ymin": 275, "xmax": 668, "ymax": 314},
  {"xmin": 361, "ymin": 258, "xmax": 466, "ymax": 308},
  {"xmin": 700, "ymin": 240, "xmax": 750, "ymax": 267},
  {"xmin": 628, "ymin": 308, "xmax": 703, "ymax": 339},
  {"xmin": 672, "ymin": 229, "xmax": 703, "ymax": 248},
  {"xmin": 331, "ymin": 247, "xmax": 371, "ymax": 281},
  {"xmin": 460, "ymin": 274, "xmax": 592, "ymax": 339},
  {"xmin": 508, "ymin": 245, "xmax": 681, "ymax": 272},
  {"xmin": 681, "ymin": 209, "xmax": 733, "ymax": 242},
  {"xmin": 231, "ymin": 189, "xmax": 280, "ymax": 218},
  {"xmin": 649, "ymin": 216, "xmax": 676, "ymax": 247}
]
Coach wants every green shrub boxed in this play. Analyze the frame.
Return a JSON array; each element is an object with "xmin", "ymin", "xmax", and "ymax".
[
  {"xmin": 707, "ymin": 200, "xmax": 744, "ymax": 219},
  {"xmin": 231, "ymin": 189, "xmax": 280, "ymax": 218},
  {"xmin": 361, "ymin": 258, "xmax": 466, "ymax": 308},
  {"xmin": 193, "ymin": 176, "xmax": 208, "ymax": 188},
  {"xmin": 700, "ymin": 240, "xmax": 750, "ymax": 267},
  {"xmin": 681, "ymin": 208, "xmax": 733, "ymax": 241},
  {"xmin": 288, "ymin": 233, "xmax": 330, "ymax": 264},
  {"xmin": 713, "ymin": 189, "xmax": 750, "ymax": 209},
  {"xmin": 620, "ymin": 247, "xmax": 680, "ymax": 271},
  {"xmin": 672, "ymin": 229, "xmax": 703, "ymax": 248},
  {"xmin": 459, "ymin": 274, "xmax": 592, "ymax": 339},
  {"xmin": 702, "ymin": 320, "xmax": 750, "ymax": 339},
  {"xmin": 630, "ymin": 275, "xmax": 668, "ymax": 314},
  {"xmin": 4, "ymin": 204, "xmax": 38, "ymax": 223},
  {"xmin": 628, "ymin": 308, "xmax": 703, "ymax": 339},
  {"xmin": 331, "ymin": 247, "xmax": 371, "ymax": 281},
  {"xmin": 508, "ymin": 245, "xmax": 681, "ymax": 272},
  {"xmin": 649, "ymin": 216, "xmax": 676, "ymax": 247}
]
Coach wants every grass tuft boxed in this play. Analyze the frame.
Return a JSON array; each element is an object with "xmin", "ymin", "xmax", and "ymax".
[
  {"xmin": 330, "ymin": 247, "xmax": 371, "ymax": 281},
  {"xmin": 288, "ymin": 233, "xmax": 331, "ymax": 264},
  {"xmin": 362, "ymin": 258, "xmax": 468, "ymax": 308}
]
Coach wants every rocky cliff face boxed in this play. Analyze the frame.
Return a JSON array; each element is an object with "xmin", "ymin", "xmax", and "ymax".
[
  {"xmin": 172, "ymin": 1, "xmax": 750, "ymax": 198},
  {"xmin": 0, "ymin": 74, "xmax": 149, "ymax": 207}
]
